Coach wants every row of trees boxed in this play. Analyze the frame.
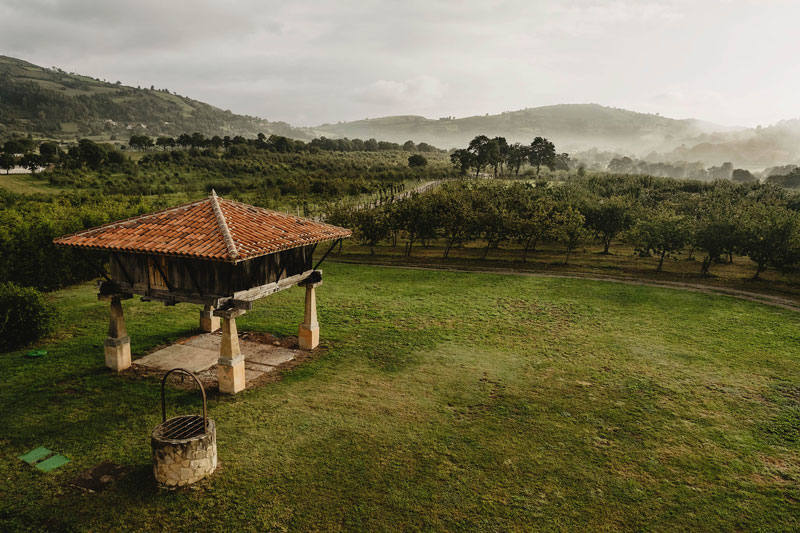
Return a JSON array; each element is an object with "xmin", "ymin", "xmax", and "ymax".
[
  {"xmin": 450, "ymin": 135, "xmax": 569, "ymax": 178},
  {"xmin": 329, "ymin": 177, "xmax": 800, "ymax": 279},
  {"xmin": 128, "ymin": 132, "xmax": 441, "ymax": 154}
]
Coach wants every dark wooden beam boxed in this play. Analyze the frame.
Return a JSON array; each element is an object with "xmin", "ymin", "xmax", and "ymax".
[
  {"xmin": 110, "ymin": 253, "xmax": 134, "ymax": 286},
  {"xmin": 150, "ymin": 257, "xmax": 175, "ymax": 292}
]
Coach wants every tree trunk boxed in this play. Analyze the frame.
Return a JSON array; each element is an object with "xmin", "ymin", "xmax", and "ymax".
[
  {"xmin": 443, "ymin": 237, "xmax": 454, "ymax": 259},
  {"xmin": 657, "ymin": 250, "xmax": 666, "ymax": 271},
  {"xmin": 701, "ymin": 255, "xmax": 712, "ymax": 276},
  {"xmin": 603, "ymin": 238, "xmax": 611, "ymax": 254},
  {"xmin": 752, "ymin": 262, "xmax": 765, "ymax": 280},
  {"xmin": 564, "ymin": 248, "xmax": 571, "ymax": 265}
]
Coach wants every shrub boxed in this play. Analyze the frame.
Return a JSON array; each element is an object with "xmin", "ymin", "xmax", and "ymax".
[
  {"xmin": 0, "ymin": 282, "xmax": 56, "ymax": 352},
  {"xmin": 408, "ymin": 154, "xmax": 428, "ymax": 167}
]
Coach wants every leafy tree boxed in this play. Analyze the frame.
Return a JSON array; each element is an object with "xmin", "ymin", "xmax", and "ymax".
[
  {"xmin": 450, "ymin": 149, "xmax": 475, "ymax": 175},
  {"xmin": 77, "ymin": 139, "xmax": 106, "ymax": 169},
  {"xmin": 732, "ymin": 168, "xmax": 757, "ymax": 183},
  {"xmin": 129, "ymin": 134, "xmax": 153, "ymax": 150},
  {"xmin": 506, "ymin": 143, "xmax": 528, "ymax": 175},
  {"xmin": 512, "ymin": 189, "xmax": 556, "ymax": 261},
  {"xmin": 432, "ymin": 186, "xmax": 473, "ymax": 258},
  {"xmin": 740, "ymin": 203, "xmax": 800, "ymax": 279},
  {"xmin": 353, "ymin": 208, "xmax": 390, "ymax": 255},
  {"xmin": 408, "ymin": 154, "xmax": 427, "ymax": 167},
  {"xmin": 551, "ymin": 205, "xmax": 588, "ymax": 264},
  {"xmin": 583, "ymin": 196, "xmax": 634, "ymax": 254},
  {"xmin": 628, "ymin": 212, "xmax": 691, "ymax": 271},
  {"xmin": 528, "ymin": 136, "xmax": 556, "ymax": 176},
  {"xmin": 156, "ymin": 136, "xmax": 175, "ymax": 150},
  {"xmin": 38, "ymin": 142, "xmax": 60, "ymax": 163},
  {"xmin": 0, "ymin": 152, "xmax": 16, "ymax": 174},
  {"xmin": 20, "ymin": 153, "xmax": 42, "ymax": 173},
  {"xmin": 402, "ymin": 140, "xmax": 416, "ymax": 152},
  {"xmin": 467, "ymin": 135, "xmax": 492, "ymax": 178}
]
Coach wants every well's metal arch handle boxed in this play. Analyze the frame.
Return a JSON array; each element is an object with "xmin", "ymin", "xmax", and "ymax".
[{"xmin": 160, "ymin": 368, "xmax": 207, "ymax": 429}]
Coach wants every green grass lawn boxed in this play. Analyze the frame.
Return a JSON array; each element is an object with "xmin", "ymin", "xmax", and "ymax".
[{"xmin": 1, "ymin": 263, "xmax": 799, "ymax": 531}]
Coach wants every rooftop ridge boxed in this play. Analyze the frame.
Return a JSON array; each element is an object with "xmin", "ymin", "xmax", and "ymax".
[{"xmin": 209, "ymin": 190, "xmax": 238, "ymax": 260}]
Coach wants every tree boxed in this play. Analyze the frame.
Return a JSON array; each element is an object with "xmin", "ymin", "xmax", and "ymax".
[
  {"xmin": 551, "ymin": 205, "xmax": 588, "ymax": 264},
  {"xmin": 467, "ymin": 135, "xmax": 491, "ymax": 178},
  {"xmin": 732, "ymin": 168, "xmax": 756, "ymax": 183},
  {"xmin": 156, "ymin": 137, "xmax": 175, "ymax": 150},
  {"xmin": 38, "ymin": 142, "xmax": 60, "ymax": 163},
  {"xmin": 583, "ymin": 196, "xmax": 634, "ymax": 254},
  {"xmin": 512, "ymin": 189, "xmax": 555, "ymax": 261},
  {"xmin": 450, "ymin": 149, "xmax": 475, "ymax": 175},
  {"xmin": 129, "ymin": 134, "xmax": 153, "ymax": 151},
  {"xmin": 628, "ymin": 212, "xmax": 691, "ymax": 271},
  {"xmin": 506, "ymin": 143, "xmax": 528, "ymax": 175},
  {"xmin": 402, "ymin": 140, "xmax": 416, "ymax": 151},
  {"xmin": 432, "ymin": 186, "xmax": 473, "ymax": 258},
  {"xmin": 353, "ymin": 208, "xmax": 390, "ymax": 255},
  {"xmin": 0, "ymin": 152, "xmax": 16, "ymax": 174},
  {"xmin": 528, "ymin": 136, "xmax": 556, "ymax": 176},
  {"xmin": 408, "ymin": 154, "xmax": 427, "ymax": 167},
  {"xmin": 489, "ymin": 137, "xmax": 508, "ymax": 177},
  {"xmin": 693, "ymin": 210, "xmax": 739, "ymax": 276},
  {"xmin": 20, "ymin": 153, "xmax": 42, "ymax": 174},
  {"xmin": 740, "ymin": 204, "xmax": 800, "ymax": 279},
  {"xmin": 77, "ymin": 139, "xmax": 106, "ymax": 169}
]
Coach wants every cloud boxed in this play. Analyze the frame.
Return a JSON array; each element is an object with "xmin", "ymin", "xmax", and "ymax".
[
  {"xmin": 0, "ymin": 0, "xmax": 799, "ymax": 126},
  {"xmin": 356, "ymin": 76, "xmax": 446, "ymax": 108}
]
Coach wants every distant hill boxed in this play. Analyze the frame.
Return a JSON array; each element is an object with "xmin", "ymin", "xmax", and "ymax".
[
  {"xmin": 311, "ymin": 104, "xmax": 734, "ymax": 154},
  {"xmin": 665, "ymin": 119, "xmax": 800, "ymax": 168},
  {"xmin": 3, "ymin": 55, "xmax": 798, "ymax": 168},
  {"xmin": 0, "ymin": 55, "xmax": 310, "ymax": 140}
]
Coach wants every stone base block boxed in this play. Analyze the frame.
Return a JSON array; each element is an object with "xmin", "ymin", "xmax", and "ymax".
[
  {"xmin": 298, "ymin": 324, "xmax": 319, "ymax": 350},
  {"xmin": 217, "ymin": 358, "xmax": 245, "ymax": 394},
  {"xmin": 199, "ymin": 312, "xmax": 220, "ymax": 333},
  {"xmin": 104, "ymin": 336, "xmax": 131, "ymax": 371}
]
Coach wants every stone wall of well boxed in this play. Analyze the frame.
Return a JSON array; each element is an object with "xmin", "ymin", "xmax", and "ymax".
[{"xmin": 151, "ymin": 419, "xmax": 217, "ymax": 487}]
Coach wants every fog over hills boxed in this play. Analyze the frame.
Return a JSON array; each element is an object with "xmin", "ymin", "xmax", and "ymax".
[
  {"xmin": 312, "ymin": 104, "xmax": 734, "ymax": 154},
  {"xmin": 2, "ymin": 55, "xmax": 799, "ymax": 169}
]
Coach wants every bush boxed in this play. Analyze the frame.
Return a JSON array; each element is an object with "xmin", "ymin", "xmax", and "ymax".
[
  {"xmin": 408, "ymin": 154, "xmax": 428, "ymax": 167},
  {"xmin": 0, "ymin": 282, "xmax": 56, "ymax": 352}
]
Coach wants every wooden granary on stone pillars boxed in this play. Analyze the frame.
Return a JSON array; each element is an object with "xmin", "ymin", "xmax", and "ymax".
[{"xmin": 54, "ymin": 191, "xmax": 351, "ymax": 394}]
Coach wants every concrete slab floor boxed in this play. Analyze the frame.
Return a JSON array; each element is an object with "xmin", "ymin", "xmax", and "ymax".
[{"xmin": 133, "ymin": 332, "xmax": 301, "ymax": 384}]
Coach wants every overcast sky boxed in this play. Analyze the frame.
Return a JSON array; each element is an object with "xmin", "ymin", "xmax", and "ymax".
[{"xmin": 2, "ymin": 0, "xmax": 798, "ymax": 127}]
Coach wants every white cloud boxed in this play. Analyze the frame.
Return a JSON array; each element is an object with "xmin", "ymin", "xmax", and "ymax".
[
  {"xmin": 356, "ymin": 76, "xmax": 446, "ymax": 108},
  {"xmin": 1, "ymin": 0, "xmax": 799, "ymax": 126}
]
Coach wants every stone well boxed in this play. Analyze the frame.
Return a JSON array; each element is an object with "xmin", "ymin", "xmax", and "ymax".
[
  {"xmin": 151, "ymin": 368, "xmax": 217, "ymax": 488},
  {"xmin": 151, "ymin": 417, "xmax": 217, "ymax": 488}
]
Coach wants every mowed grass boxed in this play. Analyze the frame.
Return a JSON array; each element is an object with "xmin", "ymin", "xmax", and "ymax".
[{"xmin": 1, "ymin": 263, "xmax": 799, "ymax": 531}]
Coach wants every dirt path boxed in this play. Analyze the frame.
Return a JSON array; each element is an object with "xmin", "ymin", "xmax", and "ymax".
[{"xmin": 331, "ymin": 259, "xmax": 800, "ymax": 313}]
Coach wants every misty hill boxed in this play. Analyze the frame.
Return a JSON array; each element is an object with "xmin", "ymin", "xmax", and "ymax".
[
  {"xmin": 665, "ymin": 119, "xmax": 800, "ymax": 168},
  {"xmin": 0, "ymin": 55, "xmax": 309, "ymax": 140},
  {"xmin": 312, "ymin": 104, "xmax": 731, "ymax": 154}
]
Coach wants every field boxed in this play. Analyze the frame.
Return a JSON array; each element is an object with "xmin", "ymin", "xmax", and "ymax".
[{"xmin": 2, "ymin": 262, "xmax": 799, "ymax": 531}]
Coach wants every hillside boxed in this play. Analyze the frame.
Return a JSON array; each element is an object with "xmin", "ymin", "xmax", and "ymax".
[
  {"xmin": 0, "ymin": 56, "xmax": 310, "ymax": 140},
  {"xmin": 312, "ymin": 104, "xmax": 731, "ymax": 154}
]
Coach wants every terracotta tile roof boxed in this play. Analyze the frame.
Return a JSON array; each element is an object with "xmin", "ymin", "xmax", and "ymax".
[{"xmin": 54, "ymin": 191, "xmax": 351, "ymax": 262}]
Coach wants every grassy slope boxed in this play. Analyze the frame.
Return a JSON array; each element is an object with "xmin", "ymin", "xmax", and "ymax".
[
  {"xmin": 0, "ymin": 55, "xmax": 308, "ymax": 140},
  {"xmin": 1, "ymin": 263, "xmax": 799, "ymax": 531}
]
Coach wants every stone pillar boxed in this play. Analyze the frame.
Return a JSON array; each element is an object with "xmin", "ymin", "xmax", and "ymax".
[
  {"xmin": 104, "ymin": 296, "xmax": 131, "ymax": 371},
  {"xmin": 199, "ymin": 304, "xmax": 220, "ymax": 332},
  {"xmin": 298, "ymin": 282, "xmax": 320, "ymax": 350},
  {"xmin": 216, "ymin": 311, "xmax": 245, "ymax": 394}
]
